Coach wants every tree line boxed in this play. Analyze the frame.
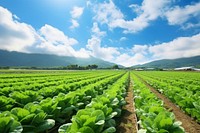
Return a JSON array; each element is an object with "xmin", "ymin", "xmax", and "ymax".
[{"xmin": 0, "ymin": 64, "xmax": 120, "ymax": 70}]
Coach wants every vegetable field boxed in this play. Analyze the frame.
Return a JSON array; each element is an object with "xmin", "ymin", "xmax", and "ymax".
[
  {"xmin": 0, "ymin": 70, "xmax": 200, "ymax": 133},
  {"xmin": 133, "ymin": 71, "xmax": 200, "ymax": 122}
]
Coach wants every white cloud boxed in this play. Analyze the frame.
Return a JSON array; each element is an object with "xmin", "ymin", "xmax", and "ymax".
[
  {"xmin": 93, "ymin": 0, "xmax": 124, "ymax": 25},
  {"xmin": 120, "ymin": 37, "xmax": 127, "ymax": 41},
  {"xmin": 114, "ymin": 53, "xmax": 148, "ymax": 67},
  {"xmin": 132, "ymin": 45, "xmax": 148, "ymax": 55},
  {"xmin": 181, "ymin": 23, "xmax": 200, "ymax": 30},
  {"xmin": 129, "ymin": 4, "xmax": 142, "ymax": 14},
  {"xmin": 70, "ymin": 6, "xmax": 84, "ymax": 19},
  {"xmin": 76, "ymin": 48, "xmax": 91, "ymax": 58},
  {"xmin": 149, "ymin": 33, "xmax": 200, "ymax": 59},
  {"xmin": 140, "ymin": 0, "xmax": 169, "ymax": 20},
  {"xmin": 69, "ymin": 6, "xmax": 84, "ymax": 29},
  {"xmin": 70, "ymin": 19, "xmax": 79, "ymax": 29},
  {"xmin": 86, "ymin": 1, "xmax": 92, "ymax": 7},
  {"xmin": 37, "ymin": 24, "xmax": 90, "ymax": 58},
  {"xmin": 94, "ymin": 0, "xmax": 200, "ymax": 33},
  {"xmin": 36, "ymin": 40, "xmax": 90, "ymax": 58},
  {"xmin": 94, "ymin": 0, "xmax": 170, "ymax": 33},
  {"xmin": 36, "ymin": 41, "xmax": 75, "ymax": 56},
  {"xmin": 86, "ymin": 22, "xmax": 119, "ymax": 61},
  {"xmin": 40, "ymin": 24, "xmax": 78, "ymax": 46},
  {"xmin": 0, "ymin": 6, "xmax": 37, "ymax": 52},
  {"xmin": 86, "ymin": 37, "xmax": 119, "ymax": 61},
  {"xmin": 165, "ymin": 2, "xmax": 200, "ymax": 26},
  {"xmin": 91, "ymin": 22, "xmax": 106, "ymax": 37}
]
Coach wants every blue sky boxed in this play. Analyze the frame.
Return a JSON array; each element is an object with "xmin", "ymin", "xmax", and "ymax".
[{"xmin": 0, "ymin": 0, "xmax": 200, "ymax": 67}]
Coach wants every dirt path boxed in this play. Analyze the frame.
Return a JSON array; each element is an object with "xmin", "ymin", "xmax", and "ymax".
[
  {"xmin": 136, "ymin": 74, "xmax": 200, "ymax": 133},
  {"xmin": 116, "ymin": 79, "xmax": 138, "ymax": 133}
]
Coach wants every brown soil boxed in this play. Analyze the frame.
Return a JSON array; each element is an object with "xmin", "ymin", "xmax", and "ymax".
[
  {"xmin": 116, "ymin": 80, "xmax": 138, "ymax": 133},
  {"xmin": 136, "ymin": 74, "xmax": 200, "ymax": 133}
]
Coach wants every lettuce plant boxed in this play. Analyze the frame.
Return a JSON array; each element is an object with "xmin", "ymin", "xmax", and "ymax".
[
  {"xmin": 0, "ymin": 112, "xmax": 23, "ymax": 133},
  {"xmin": 59, "ymin": 108, "xmax": 106, "ymax": 133}
]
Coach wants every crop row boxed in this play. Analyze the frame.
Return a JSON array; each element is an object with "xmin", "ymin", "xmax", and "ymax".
[
  {"xmin": 130, "ymin": 73, "xmax": 184, "ymax": 133},
  {"xmin": 0, "ymin": 71, "xmax": 105, "ymax": 88},
  {"xmin": 0, "ymin": 71, "xmax": 126, "ymax": 132},
  {"xmin": 0, "ymin": 72, "xmax": 119, "ymax": 111},
  {"xmin": 58, "ymin": 72, "xmax": 129, "ymax": 133},
  {"xmin": 0, "ymin": 70, "xmax": 94, "ymax": 79},
  {"xmin": 135, "ymin": 71, "xmax": 200, "ymax": 85},
  {"xmin": 133, "ymin": 71, "xmax": 200, "ymax": 122}
]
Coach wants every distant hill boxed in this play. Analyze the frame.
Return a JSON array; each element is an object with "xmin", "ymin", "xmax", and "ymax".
[
  {"xmin": 0, "ymin": 50, "xmax": 120, "ymax": 68},
  {"xmin": 132, "ymin": 56, "xmax": 200, "ymax": 69}
]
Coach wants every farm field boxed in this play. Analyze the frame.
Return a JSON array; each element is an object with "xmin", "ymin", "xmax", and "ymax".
[
  {"xmin": 133, "ymin": 71, "xmax": 200, "ymax": 122},
  {"xmin": 131, "ymin": 71, "xmax": 200, "ymax": 133},
  {"xmin": 0, "ymin": 70, "xmax": 200, "ymax": 133}
]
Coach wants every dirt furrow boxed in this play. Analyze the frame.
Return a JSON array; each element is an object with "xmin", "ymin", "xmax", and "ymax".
[
  {"xmin": 136, "ymin": 74, "xmax": 200, "ymax": 133},
  {"xmin": 116, "ymin": 79, "xmax": 138, "ymax": 133}
]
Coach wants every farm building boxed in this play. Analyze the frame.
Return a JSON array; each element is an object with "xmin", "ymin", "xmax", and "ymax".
[
  {"xmin": 174, "ymin": 66, "xmax": 200, "ymax": 71},
  {"xmin": 135, "ymin": 68, "xmax": 144, "ymax": 71}
]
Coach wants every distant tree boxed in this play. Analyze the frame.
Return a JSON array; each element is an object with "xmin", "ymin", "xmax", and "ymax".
[
  {"xmin": 67, "ymin": 64, "xmax": 79, "ymax": 70},
  {"xmin": 87, "ymin": 64, "xmax": 98, "ymax": 69},
  {"xmin": 66, "ymin": 64, "xmax": 98, "ymax": 70},
  {"xmin": 0, "ymin": 66, "xmax": 10, "ymax": 69},
  {"xmin": 112, "ymin": 65, "xmax": 119, "ymax": 69},
  {"xmin": 78, "ymin": 66, "xmax": 87, "ymax": 70},
  {"xmin": 31, "ymin": 67, "xmax": 37, "ymax": 69},
  {"xmin": 91, "ymin": 64, "xmax": 98, "ymax": 69}
]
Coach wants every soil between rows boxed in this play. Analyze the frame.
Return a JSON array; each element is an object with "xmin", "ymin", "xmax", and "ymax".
[
  {"xmin": 116, "ymin": 79, "xmax": 138, "ymax": 133},
  {"xmin": 136, "ymin": 74, "xmax": 200, "ymax": 133}
]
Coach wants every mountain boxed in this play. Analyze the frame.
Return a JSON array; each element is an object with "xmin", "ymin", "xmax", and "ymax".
[
  {"xmin": 132, "ymin": 56, "xmax": 200, "ymax": 69},
  {"xmin": 0, "ymin": 50, "xmax": 120, "ymax": 68}
]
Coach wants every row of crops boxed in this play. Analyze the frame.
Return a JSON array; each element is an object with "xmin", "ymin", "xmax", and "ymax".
[
  {"xmin": 133, "ymin": 71, "xmax": 200, "ymax": 123},
  {"xmin": 130, "ymin": 72, "xmax": 184, "ymax": 133},
  {"xmin": 0, "ymin": 70, "xmax": 129, "ymax": 133},
  {"xmin": 0, "ymin": 70, "xmax": 199, "ymax": 132},
  {"xmin": 59, "ymin": 72, "xmax": 129, "ymax": 132}
]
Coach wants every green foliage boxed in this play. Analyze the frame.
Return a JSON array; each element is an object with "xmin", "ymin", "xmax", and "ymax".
[
  {"xmin": 112, "ymin": 65, "xmax": 119, "ymax": 69},
  {"xmin": 136, "ymin": 71, "xmax": 200, "ymax": 122},
  {"xmin": 58, "ymin": 72, "xmax": 128, "ymax": 133},
  {"xmin": 0, "ymin": 96, "xmax": 15, "ymax": 111},
  {"xmin": 0, "ymin": 116, "xmax": 23, "ymax": 133},
  {"xmin": 9, "ymin": 91, "xmax": 42, "ymax": 106},
  {"xmin": 131, "ymin": 73, "xmax": 185, "ymax": 133},
  {"xmin": 7, "ymin": 107, "xmax": 55, "ymax": 132},
  {"xmin": 59, "ymin": 108, "xmax": 105, "ymax": 133}
]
